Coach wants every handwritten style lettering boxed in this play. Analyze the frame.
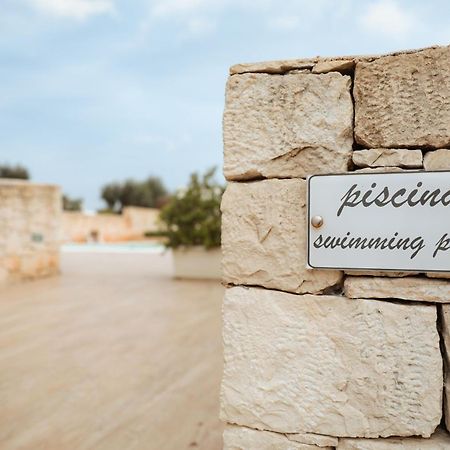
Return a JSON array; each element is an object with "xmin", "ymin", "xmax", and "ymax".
[
  {"xmin": 337, "ymin": 182, "xmax": 450, "ymax": 217},
  {"xmin": 313, "ymin": 232, "xmax": 425, "ymax": 260},
  {"xmin": 434, "ymin": 233, "xmax": 450, "ymax": 258}
]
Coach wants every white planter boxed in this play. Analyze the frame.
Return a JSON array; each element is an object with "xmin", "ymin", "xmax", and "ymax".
[{"xmin": 172, "ymin": 246, "xmax": 222, "ymax": 280}]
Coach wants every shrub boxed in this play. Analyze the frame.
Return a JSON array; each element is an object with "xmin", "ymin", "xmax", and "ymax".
[
  {"xmin": 62, "ymin": 195, "xmax": 83, "ymax": 212},
  {"xmin": 101, "ymin": 176, "xmax": 168, "ymax": 212},
  {"xmin": 159, "ymin": 167, "xmax": 223, "ymax": 249},
  {"xmin": 0, "ymin": 164, "xmax": 30, "ymax": 180}
]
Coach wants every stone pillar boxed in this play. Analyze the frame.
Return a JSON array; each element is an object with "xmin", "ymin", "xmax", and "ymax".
[
  {"xmin": 221, "ymin": 46, "xmax": 450, "ymax": 449},
  {"xmin": 0, "ymin": 180, "xmax": 62, "ymax": 284}
]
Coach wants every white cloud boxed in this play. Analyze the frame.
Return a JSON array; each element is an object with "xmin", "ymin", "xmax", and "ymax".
[
  {"xmin": 359, "ymin": 0, "xmax": 417, "ymax": 39},
  {"xmin": 28, "ymin": 0, "xmax": 115, "ymax": 20},
  {"xmin": 152, "ymin": 0, "xmax": 210, "ymax": 18},
  {"xmin": 140, "ymin": 0, "xmax": 220, "ymax": 40},
  {"xmin": 186, "ymin": 17, "xmax": 216, "ymax": 36},
  {"xmin": 268, "ymin": 15, "xmax": 300, "ymax": 31},
  {"xmin": 150, "ymin": 0, "xmax": 328, "ymax": 18},
  {"xmin": 134, "ymin": 0, "xmax": 336, "ymax": 43}
]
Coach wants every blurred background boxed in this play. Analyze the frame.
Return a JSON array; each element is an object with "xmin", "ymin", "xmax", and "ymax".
[
  {"xmin": 0, "ymin": 1, "xmax": 449, "ymax": 449},
  {"xmin": 2, "ymin": 0, "xmax": 450, "ymax": 208}
]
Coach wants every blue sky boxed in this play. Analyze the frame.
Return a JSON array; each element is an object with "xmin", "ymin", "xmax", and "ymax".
[{"xmin": 1, "ymin": 0, "xmax": 449, "ymax": 209}]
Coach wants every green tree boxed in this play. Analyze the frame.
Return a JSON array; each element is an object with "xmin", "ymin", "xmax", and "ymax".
[
  {"xmin": 62, "ymin": 195, "xmax": 83, "ymax": 212},
  {"xmin": 144, "ymin": 176, "xmax": 168, "ymax": 208},
  {"xmin": 101, "ymin": 176, "xmax": 168, "ymax": 212},
  {"xmin": 0, "ymin": 164, "xmax": 30, "ymax": 180},
  {"xmin": 159, "ymin": 167, "xmax": 223, "ymax": 249},
  {"xmin": 101, "ymin": 182, "xmax": 122, "ymax": 211}
]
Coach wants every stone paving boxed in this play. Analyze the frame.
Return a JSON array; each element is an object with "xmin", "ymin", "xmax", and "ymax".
[{"xmin": 0, "ymin": 251, "xmax": 224, "ymax": 450}]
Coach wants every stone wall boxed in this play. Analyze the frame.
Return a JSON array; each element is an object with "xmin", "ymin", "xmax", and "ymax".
[
  {"xmin": 0, "ymin": 180, "xmax": 62, "ymax": 285},
  {"xmin": 221, "ymin": 46, "xmax": 450, "ymax": 449},
  {"xmin": 62, "ymin": 206, "xmax": 160, "ymax": 242}
]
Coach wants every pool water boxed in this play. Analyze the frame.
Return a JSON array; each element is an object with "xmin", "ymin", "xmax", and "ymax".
[{"xmin": 62, "ymin": 241, "xmax": 166, "ymax": 254}]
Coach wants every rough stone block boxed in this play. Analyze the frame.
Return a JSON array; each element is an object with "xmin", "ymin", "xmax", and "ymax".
[
  {"xmin": 228, "ymin": 48, "xmax": 440, "ymax": 76},
  {"xmin": 221, "ymin": 286, "xmax": 442, "ymax": 438},
  {"xmin": 440, "ymin": 305, "xmax": 450, "ymax": 432},
  {"xmin": 223, "ymin": 425, "xmax": 333, "ymax": 449},
  {"xmin": 230, "ymin": 59, "xmax": 315, "ymax": 75},
  {"xmin": 312, "ymin": 59, "xmax": 355, "ymax": 74},
  {"xmin": 424, "ymin": 149, "xmax": 450, "ymax": 171},
  {"xmin": 426, "ymin": 272, "xmax": 450, "ymax": 280},
  {"xmin": 289, "ymin": 433, "xmax": 338, "ymax": 448},
  {"xmin": 345, "ymin": 271, "xmax": 417, "ymax": 278},
  {"xmin": 221, "ymin": 179, "xmax": 342, "ymax": 294},
  {"xmin": 352, "ymin": 149, "xmax": 423, "ymax": 168},
  {"xmin": 344, "ymin": 276, "xmax": 450, "ymax": 303},
  {"xmin": 353, "ymin": 167, "xmax": 403, "ymax": 173},
  {"xmin": 0, "ymin": 180, "xmax": 61, "ymax": 284},
  {"xmin": 223, "ymin": 72, "xmax": 353, "ymax": 181},
  {"xmin": 338, "ymin": 429, "xmax": 450, "ymax": 449},
  {"xmin": 354, "ymin": 46, "xmax": 450, "ymax": 148}
]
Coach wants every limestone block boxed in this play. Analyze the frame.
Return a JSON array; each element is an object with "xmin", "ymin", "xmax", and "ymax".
[
  {"xmin": 345, "ymin": 271, "xmax": 418, "ymax": 277},
  {"xmin": 426, "ymin": 272, "xmax": 450, "ymax": 279},
  {"xmin": 230, "ymin": 59, "xmax": 315, "ymax": 75},
  {"xmin": 221, "ymin": 286, "xmax": 442, "ymax": 438},
  {"xmin": 0, "ymin": 180, "xmax": 61, "ymax": 284},
  {"xmin": 223, "ymin": 425, "xmax": 332, "ymax": 449},
  {"xmin": 440, "ymin": 305, "xmax": 450, "ymax": 431},
  {"xmin": 338, "ymin": 428, "xmax": 450, "ymax": 449},
  {"xmin": 289, "ymin": 433, "xmax": 338, "ymax": 448},
  {"xmin": 344, "ymin": 276, "xmax": 450, "ymax": 303},
  {"xmin": 229, "ymin": 47, "xmax": 439, "ymax": 75},
  {"xmin": 352, "ymin": 149, "xmax": 423, "ymax": 168},
  {"xmin": 312, "ymin": 59, "xmax": 355, "ymax": 74},
  {"xmin": 223, "ymin": 72, "xmax": 353, "ymax": 181},
  {"xmin": 424, "ymin": 149, "xmax": 450, "ymax": 171},
  {"xmin": 354, "ymin": 46, "xmax": 450, "ymax": 148},
  {"xmin": 19, "ymin": 251, "xmax": 60, "ymax": 279},
  {"xmin": 353, "ymin": 167, "xmax": 403, "ymax": 173},
  {"xmin": 221, "ymin": 179, "xmax": 342, "ymax": 294}
]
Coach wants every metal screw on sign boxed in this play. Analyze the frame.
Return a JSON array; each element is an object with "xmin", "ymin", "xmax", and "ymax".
[{"xmin": 311, "ymin": 216, "xmax": 324, "ymax": 229}]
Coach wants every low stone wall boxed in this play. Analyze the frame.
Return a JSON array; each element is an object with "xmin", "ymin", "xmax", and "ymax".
[
  {"xmin": 62, "ymin": 206, "xmax": 160, "ymax": 242},
  {"xmin": 221, "ymin": 45, "xmax": 450, "ymax": 448},
  {"xmin": 0, "ymin": 180, "xmax": 61, "ymax": 284}
]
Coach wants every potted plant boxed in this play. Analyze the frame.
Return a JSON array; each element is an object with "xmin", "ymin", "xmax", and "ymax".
[{"xmin": 159, "ymin": 167, "xmax": 223, "ymax": 279}]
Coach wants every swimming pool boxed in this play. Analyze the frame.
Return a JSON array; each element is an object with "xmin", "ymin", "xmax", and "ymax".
[{"xmin": 62, "ymin": 241, "xmax": 166, "ymax": 254}]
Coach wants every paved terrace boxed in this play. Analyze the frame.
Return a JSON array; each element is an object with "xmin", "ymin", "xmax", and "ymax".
[{"xmin": 0, "ymin": 251, "xmax": 224, "ymax": 450}]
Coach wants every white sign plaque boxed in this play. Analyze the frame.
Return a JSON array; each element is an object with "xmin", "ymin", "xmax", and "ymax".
[{"xmin": 308, "ymin": 171, "xmax": 450, "ymax": 273}]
